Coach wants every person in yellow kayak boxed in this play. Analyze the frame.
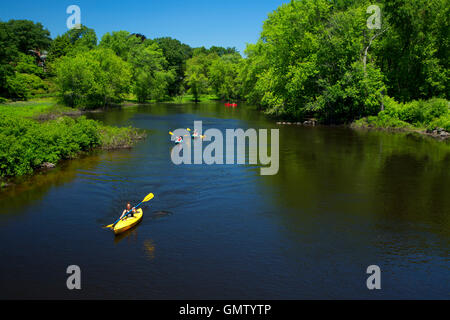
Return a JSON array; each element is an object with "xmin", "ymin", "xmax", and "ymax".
[{"xmin": 119, "ymin": 202, "xmax": 136, "ymax": 220}]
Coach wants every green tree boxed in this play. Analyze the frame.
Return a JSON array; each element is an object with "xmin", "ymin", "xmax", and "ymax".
[
  {"xmin": 100, "ymin": 30, "xmax": 142, "ymax": 60},
  {"xmin": 240, "ymin": 0, "xmax": 388, "ymax": 122},
  {"xmin": 0, "ymin": 20, "xmax": 50, "ymax": 98},
  {"xmin": 54, "ymin": 48, "xmax": 131, "ymax": 108},
  {"xmin": 208, "ymin": 46, "xmax": 239, "ymax": 57},
  {"xmin": 374, "ymin": 0, "xmax": 449, "ymax": 100},
  {"xmin": 5, "ymin": 72, "xmax": 48, "ymax": 100},
  {"xmin": 2, "ymin": 20, "xmax": 51, "ymax": 53},
  {"xmin": 0, "ymin": 23, "xmax": 18, "ymax": 97},
  {"xmin": 128, "ymin": 42, "xmax": 175, "ymax": 102},
  {"xmin": 47, "ymin": 25, "xmax": 97, "ymax": 62},
  {"xmin": 209, "ymin": 53, "xmax": 242, "ymax": 100},
  {"xmin": 185, "ymin": 52, "xmax": 218, "ymax": 101},
  {"xmin": 13, "ymin": 52, "xmax": 44, "ymax": 77},
  {"xmin": 154, "ymin": 37, "xmax": 193, "ymax": 96}
]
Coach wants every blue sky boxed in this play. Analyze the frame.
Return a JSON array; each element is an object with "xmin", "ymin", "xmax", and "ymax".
[{"xmin": 0, "ymin": 0, "xmax": 288, "ymax": 54}]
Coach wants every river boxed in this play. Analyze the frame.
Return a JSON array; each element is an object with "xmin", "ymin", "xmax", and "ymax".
[{"xmin": 0, "ymin": 102, "xmax": 448, "ymax": 299}]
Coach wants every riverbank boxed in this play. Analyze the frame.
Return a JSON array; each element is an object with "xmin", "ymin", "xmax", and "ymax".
[
  {"xmin": 0, "ymin": 98, "xmax": 146, "ymax": 183},
  {"xmin": 275, "ymin": 97, "xmax": 449, "ymax": 141},
  {"xmin": 350, "ymin": 98, "xmax": 449, "ymax": 141}
]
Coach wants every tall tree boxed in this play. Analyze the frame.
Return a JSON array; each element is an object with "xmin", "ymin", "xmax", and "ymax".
[
  {"xmin": 54, "ymin": 48, "xmax": 131, "ymax": 108},
  {"xmin": 2, "ymin": 20, "xmax": 51, "ymax": 53},
  {"xmin": 154, "ymin": 37, "xmax": 193, "ymax": 96},
  {"xmin": 128, "ymin": 42, "xmax": 175, "ymax": 102}
]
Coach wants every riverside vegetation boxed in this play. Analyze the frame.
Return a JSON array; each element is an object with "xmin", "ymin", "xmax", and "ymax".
[{"xmin": 0, "ymin": 0, "xmax": 448, "ymax": 177}]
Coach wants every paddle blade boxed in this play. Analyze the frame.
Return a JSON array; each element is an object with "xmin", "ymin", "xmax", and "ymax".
[
  {"xmin": 142, "ymin": 193, "xmax": 154, "ymax": 203},
  {"xmin": 103, "ymin": 224, "xmax": 113, "ymax": 229},
  {"xmin": 169, "ymin": 132, "xmax": 173, "ymax": 135},
  {"xmin": 187, "ymin": 128, "xmax": 191, "ymax": 131}
]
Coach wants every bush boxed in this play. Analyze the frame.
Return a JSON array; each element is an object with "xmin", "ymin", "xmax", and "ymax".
[
  {"xmin": 14, "ymin": 53, "xmax": 44, "ymax": 77},
  {"xmin": 99, "ymin": 126, "xmax": 145, "ymax": 149},
  {"xmin": 6, "ymin": 72, "xmax": 48, "ymax": 100},
  {"xmin": 0, "ymin": 115, "xmax": 101, "ymax": 177},
  {"xmin": 353, "ymin": 113, "xmax": 412, "ymax": 129},
  {"xmin": 315, "ymin": 62, "xmax": 386, "ymax": 123}
]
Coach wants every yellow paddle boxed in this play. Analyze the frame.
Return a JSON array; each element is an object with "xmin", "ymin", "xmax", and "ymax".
[
  {"xmin": 170, "ymin": 131, "xmax": 205, "ymax": 139},
  {"xmin": 169, "ymin": 131, "xmax": 189, "ymax": 137},
  {"xmin": 104, "ymin": 193, "xmax": 154, "ymax": 229}
]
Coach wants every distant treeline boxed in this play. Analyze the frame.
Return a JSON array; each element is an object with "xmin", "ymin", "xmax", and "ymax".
[
  {"xmin": 0, "ymin": 20, "xmax": 240, "ymax": 106},
  {"xmin": 0, "ymin": 0, "xmax": 448, "ymax": 127}
]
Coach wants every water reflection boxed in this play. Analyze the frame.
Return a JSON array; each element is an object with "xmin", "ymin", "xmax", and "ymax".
[
  {"xmin": 143, "ymin": 240, "xmax": 156, "ymax": 260},
  {"xmin": 264, "ymin": 125, "xmax": 450, "ymax": 237},
  {"xmin": 0, "ymin": 153, "xmax": 102, "ymax": 215},
  {"xmin": 113, "ymin": 227, "xmax": 140, "ymax": 244}
]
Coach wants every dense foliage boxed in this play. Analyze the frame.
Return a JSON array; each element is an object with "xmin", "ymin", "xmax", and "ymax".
[
  {"xmin": 154, "ymin": 37, "xmax": 193, "ymax": 96},
  {"xmin": 354, "ymin": 98, "xmax": 450, "ymax": 131},
  {"xmin": 0, "ymin": 100, "xmax": 144, "ymax": 177},
  {"xmin": 238, "ymin": 0, "xmax": 448, "ymax": 124},
  {"xmin": 0, "ymin": 115, "xmax": 100, "ymax": 176}
]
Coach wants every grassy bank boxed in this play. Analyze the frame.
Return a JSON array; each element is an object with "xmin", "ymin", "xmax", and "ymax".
[
  {"xmin": 352, "ymin": 98, "xmax": 450, "ymax": 139},
  {"xmin": 0, "ymin": 98, "xmax": 145, "ymax": 179}
]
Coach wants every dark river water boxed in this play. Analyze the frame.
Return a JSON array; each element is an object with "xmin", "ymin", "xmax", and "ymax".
[{"xmin": 0, "ymin": 102, "xmax": 449, "ymax": 299}]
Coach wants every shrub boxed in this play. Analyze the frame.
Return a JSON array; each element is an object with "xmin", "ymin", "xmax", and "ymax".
[
  {"xmin": 427, "ymin": 114, "xmax": 450, "ymax": 131},
  {"xmin": 0, "ymin": 115, "xmax": 101, "ymax": 177}
]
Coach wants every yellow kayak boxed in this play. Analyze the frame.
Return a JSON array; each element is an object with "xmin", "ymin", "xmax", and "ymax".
[{"xmin": 113, "ymin": 208, "xmax": 143, "ymax": 235}]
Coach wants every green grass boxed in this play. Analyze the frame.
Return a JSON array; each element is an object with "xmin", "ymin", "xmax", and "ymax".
[{"xmin": 0, "ymin": 98, "xmax": 73, "ymax": 118}]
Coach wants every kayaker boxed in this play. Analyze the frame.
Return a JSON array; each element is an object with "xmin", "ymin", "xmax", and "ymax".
[
  {"xmin": 120, "ymin": 202, "xmax": 136, "ymax": 220},
  {"xmin": 175, "ymin": 136, "xmax": 183, "ymax": 144}
]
